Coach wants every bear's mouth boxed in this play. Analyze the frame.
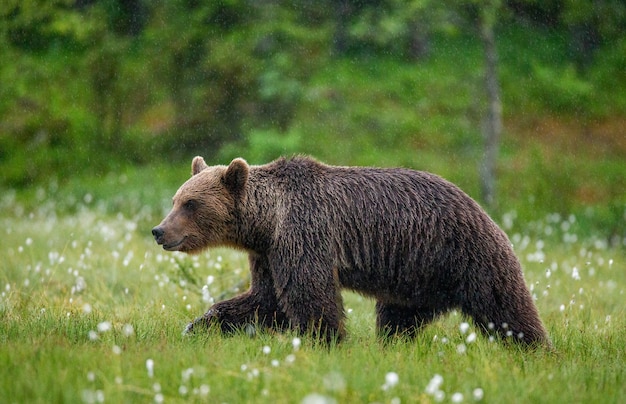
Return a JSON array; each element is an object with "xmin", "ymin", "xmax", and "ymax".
[{"xmin": 163, "ymin": 237, "xmax": 187, "ymax": 251}]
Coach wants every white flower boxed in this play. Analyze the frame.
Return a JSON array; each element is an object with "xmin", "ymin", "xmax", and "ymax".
[
  {"xmin": 323, "ymin": 371, "xmax": 346, "ymax": 392},
  {"xmin": 74, "ymin": 277, "xmax": 87, "ymax": 293},
  {"xmin": 451, "ymin": 392, "xmax": 463, "ymax": 403},
  {"xmin": 146, "ymin": 359, "xmax": 155, "ymax": 378},
  {"xmin": 97, "ymin": 321, "xmax": 111, "ymax": 333},
  {"xmin": 122, "ymin": 323, "xmax": 135, "ymax": 337},
  {"xmin": 425, "ymin": 374, "xmax": 443, "ymax": 395},
  {"xmin": 473, "ymin": 388, "xmax": 484, "ymax": 400},
  {"xmin": 385, "ymin": 372, "xmax": 399, "ymax": 387},
  {"xmin": 181, "ymin": 368, "xmax": 194, "ymax": 383},
  {"xmin": 292, "ymin": 337, "xmax": 301, "ymax": 351},
  {"xmin": 301, "ymin": 393, "xmax": 337, "ymax": 404}
]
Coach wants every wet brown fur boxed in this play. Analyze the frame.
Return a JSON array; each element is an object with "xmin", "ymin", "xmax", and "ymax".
[{"xmin": 153, "ymin": 156, "xmax": 550, "ymax": 346}]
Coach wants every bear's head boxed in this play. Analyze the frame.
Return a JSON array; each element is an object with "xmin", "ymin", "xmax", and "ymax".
[{"xmin": 152, "ymin": 156, "xmax": 249, "ymax": 253}]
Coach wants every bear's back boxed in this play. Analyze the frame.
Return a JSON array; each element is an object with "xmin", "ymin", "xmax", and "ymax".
[
  {"xmin": 266, "ymin": 156, "xmax": 482, "ymax": 225},
  {"xmin": 260, "ymin": 156, "xmax": 504, "ymax": 269}
]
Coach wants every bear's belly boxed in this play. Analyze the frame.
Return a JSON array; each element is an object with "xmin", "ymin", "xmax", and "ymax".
[
  {"xmin": 336, "ymin": 261, "xmax": 458, "ymax": 308},
  {"xmin": 337, "ymin": 267, "xmax": 420, "ymax": 305}
]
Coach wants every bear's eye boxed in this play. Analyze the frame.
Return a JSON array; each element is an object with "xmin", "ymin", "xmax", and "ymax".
[{"xmin": 183, "ymin": 200, "xmax": 197, "ymax": 211}]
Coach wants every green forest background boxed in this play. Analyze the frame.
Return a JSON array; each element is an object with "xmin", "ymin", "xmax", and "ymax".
[{"xmin": 1, "ymin": 0, "xmax": 625, "ymax": 240}]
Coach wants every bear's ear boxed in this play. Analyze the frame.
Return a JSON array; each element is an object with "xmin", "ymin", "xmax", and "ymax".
[
  {"xmin": 191, "ymin": 156, "xmax": 209, "ymax": 176},
  {"xmin": 222, "ymin": 158, "xmax": 249, "ymax": 196}
]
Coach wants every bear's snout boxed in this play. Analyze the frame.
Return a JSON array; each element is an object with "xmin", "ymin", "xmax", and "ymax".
[
  {"xmin": 152, "ymin": 226, "xmax": 188, "ymax": 251},
  {"xmin": 152, "ymin": 226, "xmax": 165, "ymax": 244}
]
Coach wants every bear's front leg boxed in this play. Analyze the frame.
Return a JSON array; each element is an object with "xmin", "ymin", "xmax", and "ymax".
[
  {"xmin": 185, "ymin": 255, "xmax": 287, "ymax": 335},
  {"xmin": 271, "ymin": 252, "xmax": 345, "ymax": 343}
]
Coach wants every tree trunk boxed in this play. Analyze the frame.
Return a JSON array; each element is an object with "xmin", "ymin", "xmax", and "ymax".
[
  {"xmin": 332, "ymin": 0, "xmax": 352, "ymax": 57},
  {"xmin": 479, "ymin": 4, "xmax": 502, "ymax": 210},
  {"xmin": 407, "ymin": 19, "xmax": 430, "ymax": 61}
]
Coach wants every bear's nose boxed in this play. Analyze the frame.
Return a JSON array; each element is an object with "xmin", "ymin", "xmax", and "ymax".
[{"xmin": 152, "ymin": 226, "xmax": 164, "ymax": 243}]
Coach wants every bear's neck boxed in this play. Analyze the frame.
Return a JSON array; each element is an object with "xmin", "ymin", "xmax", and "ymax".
[{"xmin": 230, "ymin": 169, "xmax": 278, "ymax": 254}]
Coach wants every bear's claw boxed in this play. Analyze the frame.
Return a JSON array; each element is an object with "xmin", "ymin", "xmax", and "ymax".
[
  {"xmin": 182, "ymin": 322, "xmax": 196, "ymax": 336},
  {"xmin": 182, "ymin": 309, "xmax": 218, "ymax": 335}
]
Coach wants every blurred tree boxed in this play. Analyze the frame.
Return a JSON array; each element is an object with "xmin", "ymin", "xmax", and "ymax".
[
  {"xmin": 87, "ymin": 36, "xmax": 125, "ymax": 149},
  {"xmin": 505, "ymin": 0, "xmax": 562, "ymax": 27},
  {"xmin": 143, "ymin": 0, "xmax": 329, "ymax": 157},
  {"xmin": 331, "ymin": 0, "xmax": 456, "ymax": 60},
  {"xmin": 151, "ymin": 0, "xmax": 250, "ymax": 155},
  {"xmin": 106, "ymin": 0, "xmax": 147, "ymax": 36},
  {"xmin": 0, "ymin": 0, "xmax": 88, "ymax": 184},
  {"xmin": 332, "ymin": 0, "xmax": 353, "ymax": 55},
  {"xmin": 561, "ymin": 0, "xmax": 626, "ymax": 72},
  {"xmin": 432, "ymin": 0, "xmax": 504, "ymax": 209},
  {"xmin": 1, "ymin": 0, "xmax": 625, "ymax": 188},
  {"xmin": 506, "ymin": 0, "xmax": 626, "ymax": 72},
  {"xmin": 74, "ymin": 1, "xmax": 138, "ymax": 151},
  {"xmin": 478, "ymin": 0, "xmax": 503, "ymax": 210}
]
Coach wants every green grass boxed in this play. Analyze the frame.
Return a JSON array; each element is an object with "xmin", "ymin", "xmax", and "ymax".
[{"xmin": 1, "ymin": 181, "xmax": 625, "ymax": 403}]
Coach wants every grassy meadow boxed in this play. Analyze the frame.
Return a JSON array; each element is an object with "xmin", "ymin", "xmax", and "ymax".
[{"xmin": 1, "ymin": 165, "xmax": 625, "ymax": 404}]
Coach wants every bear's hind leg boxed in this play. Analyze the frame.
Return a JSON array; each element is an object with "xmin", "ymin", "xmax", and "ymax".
[
  {"xmin": 376, "ymin": 302, "xmax": 440, "ymax": 339},
  {"xmin": 461, "ymin": 284, "xmax": 550, "ymax": 347}
]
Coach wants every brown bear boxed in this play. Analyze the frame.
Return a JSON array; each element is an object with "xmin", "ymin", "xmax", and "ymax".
[{"xmin": 152, "ymin": 156, "xmax": 550, "ymax": 346}]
